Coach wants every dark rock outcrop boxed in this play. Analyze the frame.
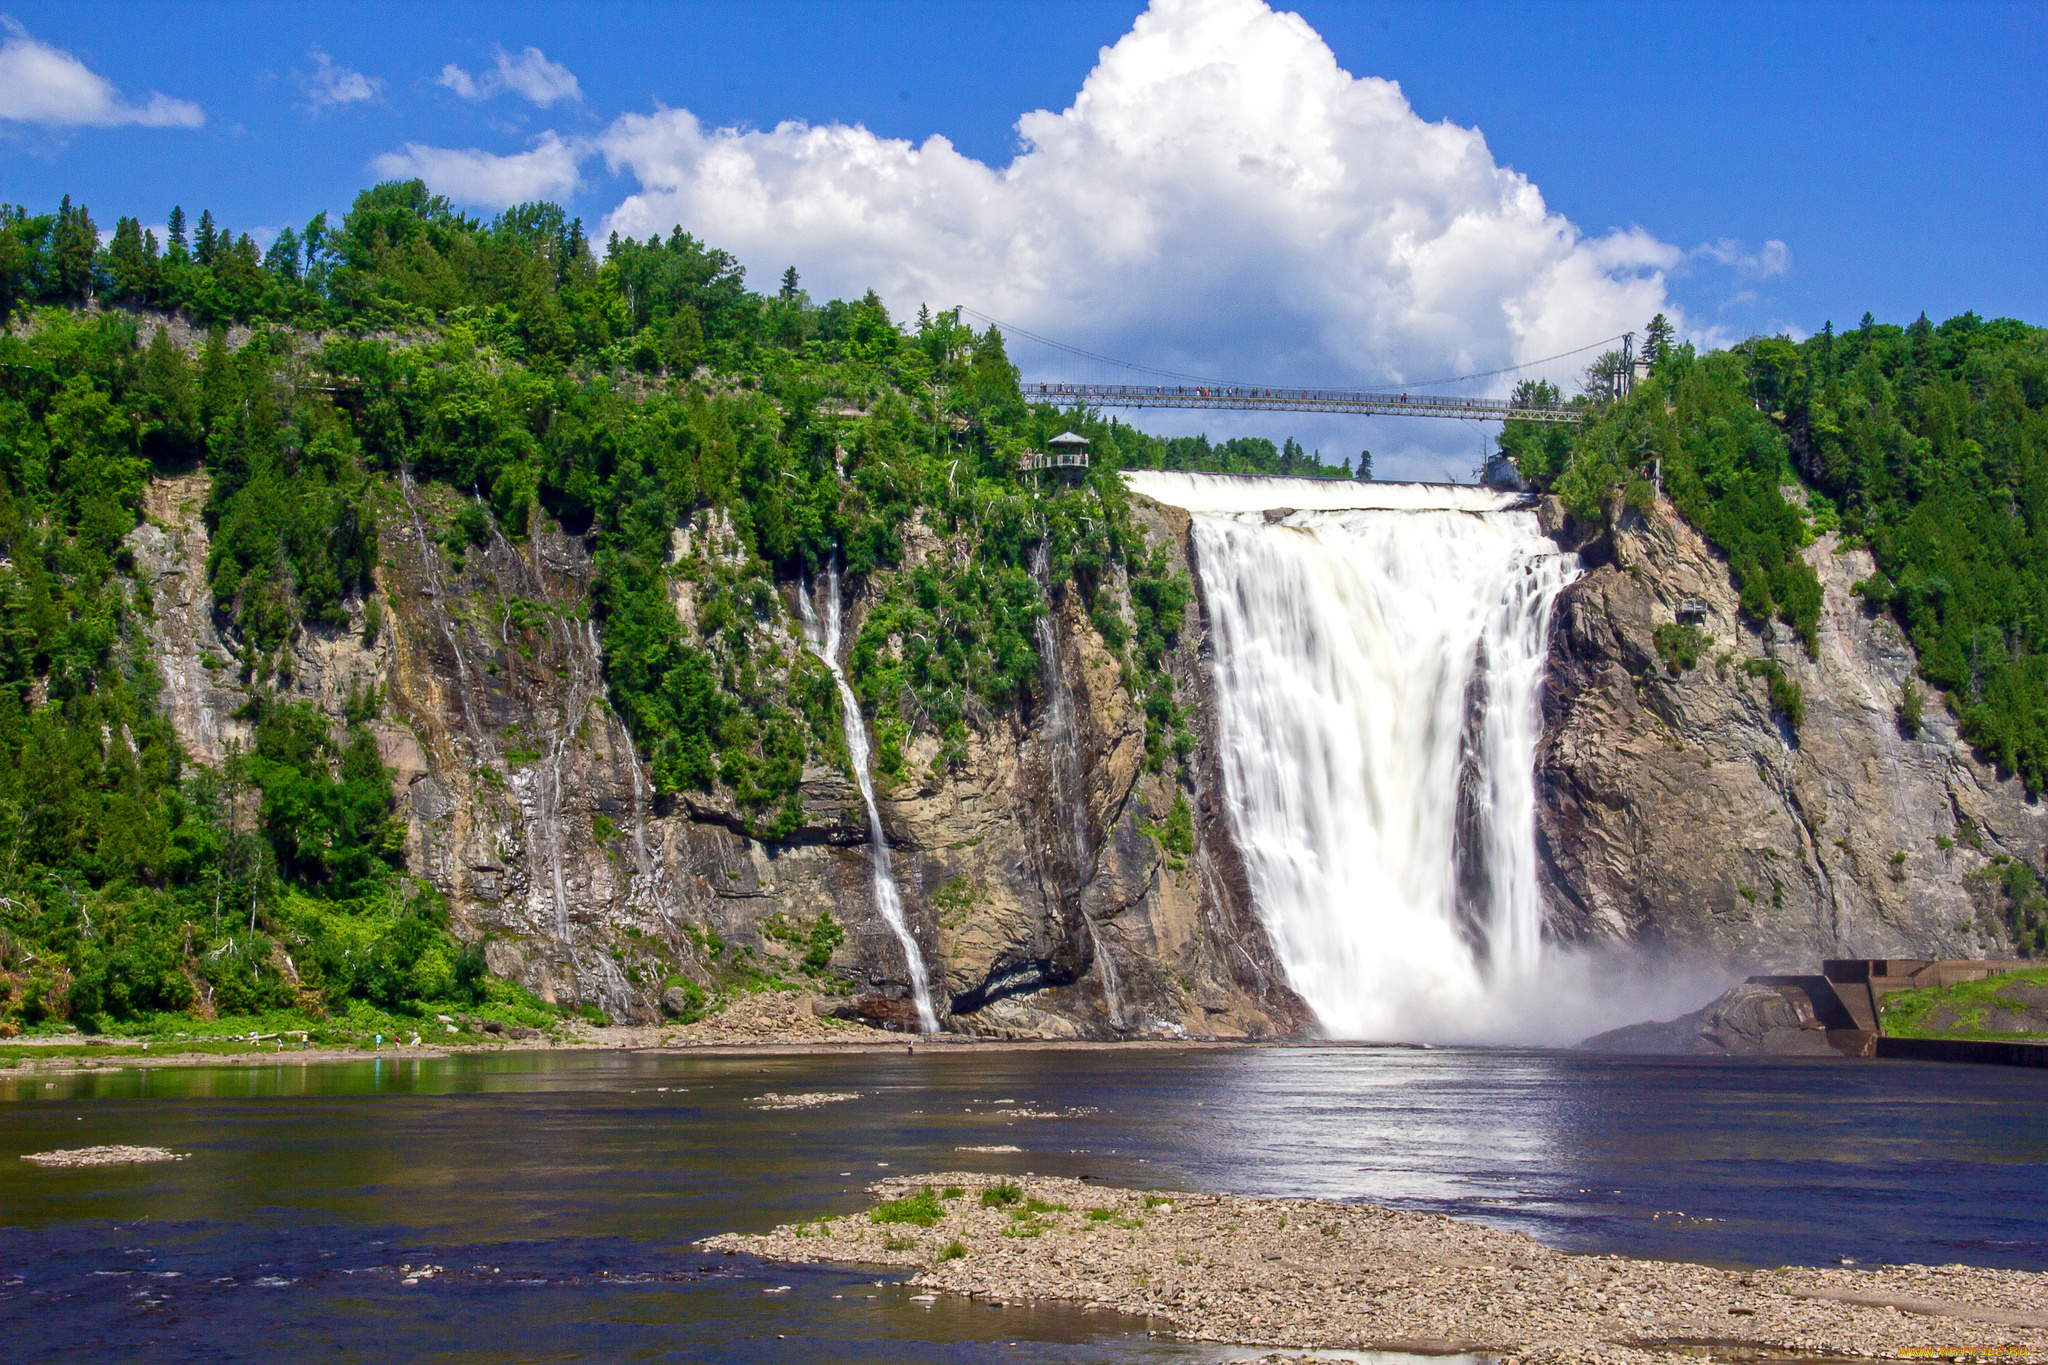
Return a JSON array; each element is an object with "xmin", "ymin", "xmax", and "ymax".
[{"xmin": 1581, "ymin": 982, "xmax": 1837, "ymax": 1056}]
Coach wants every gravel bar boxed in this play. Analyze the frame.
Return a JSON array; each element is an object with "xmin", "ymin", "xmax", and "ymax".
[
  {"xmin": 21, "ymin": 1145, "xmax": 188, "ymax": 1167},
  {"xmin": 706, "ymin": 1172, "xmax": 2048, "ymax": 1363}
]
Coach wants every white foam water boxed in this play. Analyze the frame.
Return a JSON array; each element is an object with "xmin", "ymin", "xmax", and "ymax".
[
  {"xmin": 797, "ymin": 559, "xmax": 938, "ymax": 1033},
  {"xmin": 1127, "ymin": 471, "xmax": 1579, "ymax": 1040}
]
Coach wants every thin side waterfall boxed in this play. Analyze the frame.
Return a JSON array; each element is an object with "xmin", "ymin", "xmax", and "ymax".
[
  {"xmin": 1028, "ymin": 540, "xmax": 1123, "ymax": 1029},
  {"xmin": 1127, "ymin": 471, "xmax": 1579, "ymax": 1040},
  {"xmin": 798, "ymin": 559, "xmax": 939, "ymax": 1033}
]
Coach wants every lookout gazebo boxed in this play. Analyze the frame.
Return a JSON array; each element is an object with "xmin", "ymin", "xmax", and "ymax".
[{"xmin": 1020, "ymin": 432, "xmax": 1091, "ymax": 476}]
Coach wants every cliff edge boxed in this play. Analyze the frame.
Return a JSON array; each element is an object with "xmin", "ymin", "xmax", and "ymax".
[{"xmin": 1536, "ymin": 491, "xmax": 2042, "ymax": 969}]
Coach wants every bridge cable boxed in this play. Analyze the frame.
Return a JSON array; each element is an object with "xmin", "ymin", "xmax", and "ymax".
[{"xmin": 952, "ymin": 306, "xmax": 1227, "ymax": 385}]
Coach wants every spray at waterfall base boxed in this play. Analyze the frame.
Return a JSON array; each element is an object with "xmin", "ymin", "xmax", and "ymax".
[{"xmin": 1126, "ymin": 472, "xmax": 1727, "ymax": 1046}]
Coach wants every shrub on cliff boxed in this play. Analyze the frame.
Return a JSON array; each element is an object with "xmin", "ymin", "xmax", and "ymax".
[{"xmin": 1515, "ymin": 310, "xmax": 2048, "ymax": 794}]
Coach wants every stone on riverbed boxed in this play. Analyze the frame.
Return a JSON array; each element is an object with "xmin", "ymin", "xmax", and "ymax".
[{"xmin": 22, "ymin": 1145, "xmax": 188, "ymax": 1168}]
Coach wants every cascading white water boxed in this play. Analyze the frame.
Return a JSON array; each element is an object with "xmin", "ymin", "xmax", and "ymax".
[
  {"xmin": 797, "ymin": 559, "xmax": 939, "ymax": 1033},
  {"xmin": 1126, "ymin": 471, "xmax": 1579, "ymax": 1040}
]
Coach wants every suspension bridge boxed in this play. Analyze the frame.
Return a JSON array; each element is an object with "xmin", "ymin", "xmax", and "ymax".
[
  {"xmin": 961, "ymin": 305, "xmax": 1629, "ymax": 426},
  {"xmin": 1020, "ymin": 382, "xmax": 1581, "ymax": 424}
]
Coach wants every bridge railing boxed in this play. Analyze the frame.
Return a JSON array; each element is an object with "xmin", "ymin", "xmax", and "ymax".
[{"xmin": 1023, "ymin": 382, "xmax": 1580, "ymax": 424}]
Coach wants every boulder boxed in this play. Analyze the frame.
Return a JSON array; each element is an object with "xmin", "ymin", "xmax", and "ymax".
[{"xmin": 1581, "ymin": 982, "xmax": 1835, "ymax": 1056}]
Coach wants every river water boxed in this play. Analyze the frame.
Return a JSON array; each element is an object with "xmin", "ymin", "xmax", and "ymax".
[{"xmin": 3, "ymin": 1045, "xmax": 2043, "ymax": 1362}]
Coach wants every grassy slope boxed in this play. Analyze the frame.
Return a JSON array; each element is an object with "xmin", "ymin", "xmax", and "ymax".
[{"xmin": 1879, "ymin": 966, "xmax": 2048, "ymax": 1040}]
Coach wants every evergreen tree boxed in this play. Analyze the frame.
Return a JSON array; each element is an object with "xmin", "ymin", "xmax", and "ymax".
[
  {"xmin": 105, "ymin": 216, "xmax": 154, "ymax": 302},
  {"xmin": 300, "ymin": 211, "xmax": 331, "ymax": 288},
  {"xmin": 194, "ymin": 209, "xmax": 217, "ymax": 266},
  {"xmin": 264, "ymin": 226, "xmax": 301, "ymax": 283},
  {"xmin": 964, "ymin": 325, "xmax": 1022, "ymax": 414},
  {"xmin": 166, "ymin": 205, "xmax": 188, "ymax": 259},
  {"xmin": 780, "ymin": 265, "xmax": 800, "ymax": 299},
  {"xmin": 1643, "ymin": 313, "xmax": 1676, "ymax": 368},
  {"xmin": 1355, "ymin": 449, "xmax": 1373, "ymax": 480},
  {"xmin": 136, "ymin": 324, "xmax": 201, "ymax": 459},
  {"xmin": 49, "ymin": 195, "xmax": 98, "ymax": 300}
]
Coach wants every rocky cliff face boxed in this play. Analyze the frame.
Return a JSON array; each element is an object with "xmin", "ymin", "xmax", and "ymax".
[
  {"xmin": 124, "ymin": 470, "xmax": 1306, "ymax": 1038},
  {"xmin": 1535, "ymin": 492, "xmax": 2044, "ymax": 970},
  {"xmin": 128, "ymin": 461, "xmax": 2027, "ymax": 1040}
]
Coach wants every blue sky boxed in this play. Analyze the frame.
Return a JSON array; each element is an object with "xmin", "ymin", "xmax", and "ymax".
[{"xmin": 4, "ymin": 1, "xmax": 2042, "ymax": 476}]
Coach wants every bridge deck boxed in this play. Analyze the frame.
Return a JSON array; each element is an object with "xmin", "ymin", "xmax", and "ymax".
[{"xmin": 1026, "ymin": 382, "xmax": 1579, "ymax": 424}]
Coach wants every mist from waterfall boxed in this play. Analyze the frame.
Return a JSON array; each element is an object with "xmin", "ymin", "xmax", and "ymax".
[
  {"xmin": 1126, "ymin": 471, "xmax": 1580, "ymax": 1042},
  {"xmin": 797, "ymin": 558, "xmax": 938, "ymax": 1033}
]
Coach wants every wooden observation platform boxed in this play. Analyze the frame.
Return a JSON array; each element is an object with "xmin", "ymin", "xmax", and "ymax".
[{"xmin": 1019, "ymin": 431, "xmax": 1092, "ymax": 476}]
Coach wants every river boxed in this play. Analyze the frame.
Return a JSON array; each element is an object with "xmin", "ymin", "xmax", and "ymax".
[{"xmin": 3, "ymin": 1044, "xmax": 2043, "ymax": 1361}]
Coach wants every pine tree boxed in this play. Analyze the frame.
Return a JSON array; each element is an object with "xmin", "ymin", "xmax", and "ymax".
[
  {"xmin": 137, "ymin": 325, "xmax": 201, "ymax": 457},
  {"xmin": 1643, "ymin": 313, "xmax": 1676, "ymax": 369},
  {"xmin": 195, "ymin": 209, "xmax": 217, "ymax": 267},
  {"xmin": 780, "ymin": 266, "xmax": 800, "ymax": 300},
  {"xmin": 1355, "ymin": 449, "xmax": 1373, "ymax": 481},
  {"xmin": 264, "ymin": 226, "xmax": 301, "ymax": 283},
  {"xmin": 49, "ymin": 195, "xmax": 98, "ymax": 300},
  {"xmin": 301, "ymin": 212, "xmax": 330, "ymax": 286},
  {"xmin": 106, "ymin": 216, "xmax": 153, "ymax": 302},
  {"xmin": 166, "ymin": 205, "xmax": 188, "ymax": 258}
]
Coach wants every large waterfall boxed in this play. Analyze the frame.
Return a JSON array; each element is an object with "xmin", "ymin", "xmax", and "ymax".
[{"xmin": 1126, "ymin": 471, "xmax": 1580, "ymax": 1040}]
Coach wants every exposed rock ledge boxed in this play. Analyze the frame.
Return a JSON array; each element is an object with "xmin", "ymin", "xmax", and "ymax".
[
  {"xmin": 711, "ymin": 1172, "xmax": 2048, "ymax": 1362},
  {"xmin": 1537, "ymin": 492, "xmax": 2045, "ymax": 968},
  {"xmin": 1579, "ymin": 982, "xmax": 1837, "ymax": 1057},
  {"xmin": 123, "ymin": 467, "xmax": 1306, "ymax": 1039}
]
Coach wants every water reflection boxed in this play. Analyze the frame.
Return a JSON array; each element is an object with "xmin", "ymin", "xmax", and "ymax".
[{"xmin": 3, "ymin": 1045, "xmax": 2043, "ymax": 1360}]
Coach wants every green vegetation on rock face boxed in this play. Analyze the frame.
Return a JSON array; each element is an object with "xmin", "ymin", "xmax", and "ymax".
[
  {"xmin": 1651, "ymin": 622, "xmax": 1707, "ymax": 674},
  {"xmin": 1880, "ymin": 965, "xmax": 2048, "ymax": 1040},
  {"xmin": 0, "ymin": 181, "xmax": 1316, "ymax": 1033},
  {"xmin": 1505, "ymin": 312, "xmax": 2048, "ymax": 796},
  {"xmin": 0, "ymin": 308, "xmax": 527, "ymax": 1038}
]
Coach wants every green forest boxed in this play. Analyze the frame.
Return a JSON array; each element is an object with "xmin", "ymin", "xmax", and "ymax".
[
  {"xmin": 0, "ymin": 182, "xmax": 2041, "ymax": 1041},
  {"xmin": 1503, "ymin": 310, "xmax": 2048, "ymax": 953},
  {"xmin": 0, "ymin": 184, "xmax": 1352, "ymax": 1041}
]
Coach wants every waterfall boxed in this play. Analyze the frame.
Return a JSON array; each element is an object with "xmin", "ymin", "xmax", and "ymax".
[
  {"xmin": 1028, "ymin": 540, "xmax": 1123, "ymax": 1030},
  {"xmin": 1126, "ymin": 471, "xmax": 1579, "ymax": 1040},
  {"xmin": 797, "ymin": 558, "xmax": 939, "ymax": 1033}
]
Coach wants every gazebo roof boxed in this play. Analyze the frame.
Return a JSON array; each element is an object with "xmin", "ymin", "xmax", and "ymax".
[{"xmin": 1047, "ymin": 431, "xmax": 1091, "ymax": 449}]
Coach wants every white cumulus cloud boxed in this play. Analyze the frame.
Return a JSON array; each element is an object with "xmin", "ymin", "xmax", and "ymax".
[
  {"xmin": 438, "ymin": 46, "xmax": 580, "ymax": 108},
  {"xmin": 1698, "ymin": 237, "xmax": 1791, "ymax": 279},
  {"xmin": 596, "ymin": 0, "xmax": 1685, "ymax": 408},
  {"xmin": 371, "ymin": 131, "xmax": 584, "ymax": 209},
  {"xmin": 299, "ymin": 50, "xmax": 382, "ymax": 110},
  {"xmin": 0, "ymin": 17, "xmax": 202, "ymax": 127}
]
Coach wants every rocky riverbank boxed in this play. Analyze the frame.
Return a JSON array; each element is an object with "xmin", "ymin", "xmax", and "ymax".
[{"xmin": 709, "ymin": 1172, "xmax": 2048, "ymax": 1362}]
